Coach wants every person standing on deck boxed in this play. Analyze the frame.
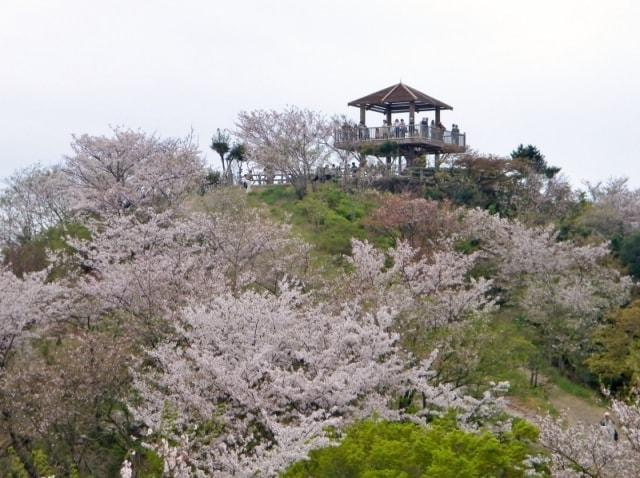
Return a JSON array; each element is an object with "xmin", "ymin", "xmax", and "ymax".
[
  {"xmin": 420, "ymin": 117, "xmax": 428, "ymax": 138},
  {"xmin": 358, "ymin": 122, "xmax": 367, "ymax": 140}
]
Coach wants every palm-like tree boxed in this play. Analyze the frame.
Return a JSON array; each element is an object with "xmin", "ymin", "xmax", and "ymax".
[
  {"xmin": 228, "ymin": 143, "xmax": 247, "ymax": 180},
  {"xmin": 210, "ymin": 129, "xmax": 230, "ymax": 174}
]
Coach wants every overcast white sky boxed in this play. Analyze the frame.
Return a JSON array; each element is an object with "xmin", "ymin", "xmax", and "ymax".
[{"xmin": 1, "ymin": 0, "xmax": 639, "ymax": 186}]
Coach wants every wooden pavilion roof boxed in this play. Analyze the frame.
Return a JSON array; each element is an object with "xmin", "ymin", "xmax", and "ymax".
[{"xmin": 348, "ymin": 82, "xmax": 453, "ymax": 114}]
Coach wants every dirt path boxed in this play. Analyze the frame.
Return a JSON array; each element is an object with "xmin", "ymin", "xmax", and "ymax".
[
  {"xmin": 546, "ymin": 385, "xmax": 606, "ymax": 425},
  {"xmin": 506, "ymin": 384, "xmax": 607, "ymax": 426}
]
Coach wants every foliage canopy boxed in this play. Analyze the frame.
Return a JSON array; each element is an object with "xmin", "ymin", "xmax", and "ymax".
[{"xmin": 282, "ymin": 418, "xmax": 543, "ymax": 478}]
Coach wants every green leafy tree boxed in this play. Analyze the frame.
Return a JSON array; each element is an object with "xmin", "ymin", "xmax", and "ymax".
[
  {"xmin": 31, "ymin": 449, "xmax": 55, "ymax": 477},
  {"xmin": 229, "ymin": 142, "xmax": 246, "ymax": 163},
  {"xmin": 210, "ymin": 130, "xmax": 248, "ymax": 185},
  {"xmin": 358, "ymin": 141, "xmax": 400, "ymax": 173},
  {"xmin": 510, "ymin": 144, "xmax": 560, "ymax": 178},
  {"xmin": 229, "ymin": 142, "xmax": 248, "ymax": 179},
  {"xmin": 210, "ymin": 128, "xmax": 231, "ymax": 175},
  {"xmin": 619, "ymin": 231, "xmax": 640, "ymax": 279},
  {"xmin": 587, "ymin": 300, "xmax": 640, "ymax": 393},
  {"xmin": 282, "ymin": 418, "xmax": 544, "ymax": 478},
  {"xmin": 6, "ymin": 447, "xmax": 29, "ymax": 478}
]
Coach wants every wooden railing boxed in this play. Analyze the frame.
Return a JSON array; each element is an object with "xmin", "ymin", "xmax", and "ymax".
[
  {"xmin": 241, "ymin": 173, "xmax": 291, "ymax": 185},
  {"xmin": 334, "ymin": 125, "xmax": 466, "ymax": 148},
  {"xmin": 235, "ymin": 166, "xmax": 452, "ymax": 187}
]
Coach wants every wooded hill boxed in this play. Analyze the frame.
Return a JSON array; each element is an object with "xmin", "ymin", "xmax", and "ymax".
[{"xmin": 2, "ymin": 124, "xmax": 640, "ymax": 477}]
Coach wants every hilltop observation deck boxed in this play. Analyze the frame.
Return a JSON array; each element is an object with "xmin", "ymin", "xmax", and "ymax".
[{"xmin": 333, "ymin": 82, "xmax": 467, "ymax": 161}]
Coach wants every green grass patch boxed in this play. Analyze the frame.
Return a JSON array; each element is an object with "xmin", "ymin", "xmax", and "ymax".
[
  {"xmin": 249, "ymin": 184, "xmax": 392, "ymax": 258},
  {"xmin": 544, "ymin": 368, "xmax": 604, "ymax": 406}
]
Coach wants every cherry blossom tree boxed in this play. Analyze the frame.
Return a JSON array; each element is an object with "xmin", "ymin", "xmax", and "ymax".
[
  {"xmin": 188, "ymin": 208, "xmax": 309, "ymax": 294},
  {"xmin": 511, "ymin": 172, "xmax": 576, "ymax": 226},
  {"xmin": 344, "ymin": 238, "xmax": 494, "ymax": 329},
  {"xmin": 62, "ymin": 128, "xmax": 205, "ymax": 215},
  {"xmin": 463, "ymin": 208, "xmax": 632, "ymax": 372},
  {"xmin": 132, "ymin": 284, "xmax": 507, "ymax": 477},
  {"xmin": 539, "ymin": 393, "xmax": 640, "ymax": 477},
  {"xmin": 328, "ymin": 114, "xmax": 361, "ymax": 188},
  {"xmin": 0, "ymin": 266, "xmax": 78, "ymax": 475},
  {"xmin": 0, "ymin": 330, "xmax": 132, "ymax": 476},
  {"xmin": 0, "ymin": 266, "xmax": 67, "ymax": 370},
  {"xmin": 0, "ymin": 164, "xmax": 70, "ymax": 246},
  {"xmin": 236, "ymin": 107, "xmax": 332, "ymax": 198},
  {"xmin": 130, "ymin": 236, "xmax": 504, "ymax": 477},
  {"xmin": 341, "ymin": 237, "xmax": 497, "ymax": 391},
  {"xmin": 64, "ymin": 210, "xmax": 201, "ymax": 336},
  {"xmin": 63, "ymin": 202, "xmax": 308, "ymax": 339},
  {"xmin": 582, "ymin": 177, "xmax": 640, "ymax": 237}
]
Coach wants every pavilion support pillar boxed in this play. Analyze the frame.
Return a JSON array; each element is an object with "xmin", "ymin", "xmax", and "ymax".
[
  {"xmin": 435, "ymin": 152, "xmax": 441, "ymax": 171},
  {"xmin": 405, "ymin": 148, "xmax": 417, "ymax": 168},
  {"xmin": 385, "ymin": 108, "xmax": 392, "ymax": 173},
  {"xmin": 360, "ymin": 106, "xmax": 366, "ymax": 126},
  {"xmin": 409, "ymin": 102, "xmax": 415, "ymax": 127},
  {"xmin": 435, "ymin": 107, "xmax": 441, "ymax": 126}
]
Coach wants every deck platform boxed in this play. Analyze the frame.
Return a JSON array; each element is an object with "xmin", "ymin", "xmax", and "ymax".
[{"xmin": 333, "ymin": 125, "xmax": 466, "ymax": 154}]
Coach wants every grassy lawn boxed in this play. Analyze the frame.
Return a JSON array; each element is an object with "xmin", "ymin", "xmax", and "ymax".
[{"xmin": 248, "ymin": 183, "xmax": 393, "ymax": 258}]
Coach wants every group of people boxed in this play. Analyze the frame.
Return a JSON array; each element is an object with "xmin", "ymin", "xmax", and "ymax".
[
  {"xmin": 381, "ymin": 118, "xmax": 409, "ymax": 138},
  {"xmin": 312, "ymin": 162, "xmax": 359, "ymax": 183},
  {"xmin": 338, "ymin": 118, "xmax": 462, "ymax": 145},
  {"xmin": 418, "ymin": 117, "xmax": 447, "ymax": 140},
  {"xmin": 450, "ymin": 123, "xmax": 462, "ymax": 145},
  {"xmin": 362, "ymin": 118, "xmax": 448, "ymax": 140}
]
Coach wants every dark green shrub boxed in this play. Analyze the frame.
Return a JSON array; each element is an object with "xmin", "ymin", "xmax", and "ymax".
[
  {"xmin": 2, "ymin": 223, "xmax": 90, "ymax": 277},
  {"xmin": 619, "ymin": 232, "xmax": 640, "ymax": 279}
]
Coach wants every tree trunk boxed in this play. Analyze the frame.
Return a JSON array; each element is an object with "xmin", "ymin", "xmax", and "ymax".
[{"xmin": 529, "ymin": 366, "xmax": 539, "ymax": 387}]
